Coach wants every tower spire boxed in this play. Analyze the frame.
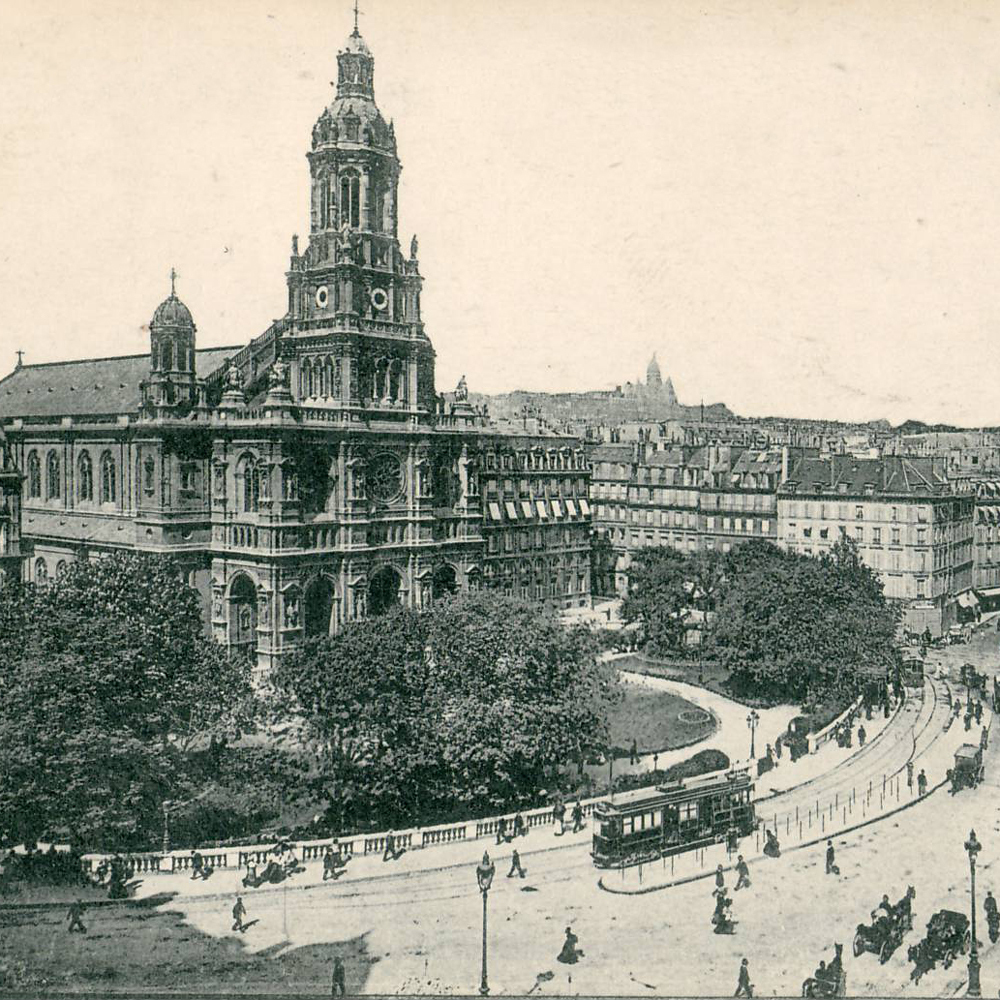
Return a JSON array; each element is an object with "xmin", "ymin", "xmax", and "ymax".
[
  {"xmin": 170, "ymin": 267, "xmax": 177, "ymax": 296},
  {"xmin": 353, "ymin": 0, "xmax": 360, "ymax": 34}
]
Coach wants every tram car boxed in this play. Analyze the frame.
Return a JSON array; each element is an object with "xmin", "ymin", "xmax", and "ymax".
[
  {"xmin": 591, "ymin": 767, "xmax": 755, "ymax": 869},
  {"xmin": 900, "ymin": 649, "xmax": 925, "ymax": 688}
]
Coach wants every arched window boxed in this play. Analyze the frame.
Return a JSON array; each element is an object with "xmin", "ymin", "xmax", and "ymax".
[
  {"xmin": 55, "ymin": 559, "xmax": 68, "ymax": 580},
  {"xmin": 161, "ymin": 341, "xmax": 173, "ymax": 371},
  {"xmin": 340, "ymin": 171, "xmax": 360, "ymax": 228},
  {"xmin": 35, "ymin": 557, "xmax": 47, "ymax": 583},
  {"xmin": 46, "ymin": 451, "xmax": 60, "ymax": 499},
  {"xmin": 78, "ymin": 451, "xmax": 93, "ymax": 501},
  {"xmin": 300, "ymin": 358, "xmax": 311, "ymax": 399},
  {"xmin": 239, "ymin": 455, "xmax": 259, "ymax": 513},
  {"xmin": 27, "ymin": 452, "xmax": 40, "ymax": 498},
  {"xmin": 100, "ymin": 452, "xmax": 116, "ymax": 503}
]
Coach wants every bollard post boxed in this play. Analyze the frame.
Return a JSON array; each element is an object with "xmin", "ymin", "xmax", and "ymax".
[
  {"xmin": 796, "ymin": 806, "xmax": 799, "ymax": 822},
  {"xmin": 822, "ymin": 814, "xmax": 825, "ymax": 833},
  {"xmin": 843, "ymin": 807, "xmax": 846, "ymax": 825},
  {"xmin": 799, "ymin": 821, "xmax": 802, "ymax": 840},
  {"xmin": 786, "ymin": 816, "xmax": 789, "ymax": 835},
  {"xmin": 809, "ymin": 812, "xmax": 812, "ymax": 829},
  {"xmin": 829, "ymin": 803, "xmax": 833, "ymax": 820},
  {"xmin": 835, "ymin": 792, "xmax": 838, "ymax": 808},
  {"xmin": 671, "ymin": 855, "xmax": 674, "ymax": 876}
]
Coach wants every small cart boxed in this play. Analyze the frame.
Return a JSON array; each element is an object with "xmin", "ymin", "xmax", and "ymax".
[{"xmin": 950, "ymin": 744, "xmax": 984, "ymax": 793}]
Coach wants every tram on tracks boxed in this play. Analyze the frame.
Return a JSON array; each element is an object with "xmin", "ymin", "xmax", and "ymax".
[{"xmin": 591, "ymin": 767, "xmax": 755, "ymax": 869}]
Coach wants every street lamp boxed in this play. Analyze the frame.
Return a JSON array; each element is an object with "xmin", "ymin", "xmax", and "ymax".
[
  {"xmin": 162, "ymin": 800, "xmax": 173, "ymax": 855},
  {"xmin": 966, "ymin": 829, "xmax": 982, "ymax": 997},
  {"xmin": 476, "ymin": 851, "xmax": 496, "ymax": 997},
  {"xmin": 747, "ymin": 710, "xmax": 760, "ymax": 760}
]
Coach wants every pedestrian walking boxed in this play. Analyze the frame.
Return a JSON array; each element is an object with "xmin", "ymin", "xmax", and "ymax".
[
  {"xmin": 513, "ymin": 811, "xmax": 527, "ymax": 838},
  {"xmin": 383, "ymin": 831, "xmax": 402, "ymax": 862},
  {"xmin": 734, "ymin": 957, "xmax": 753, "ymax": 997},
  {"xmin": 323, "ymin": 846, "xmax": 344, "ymax": 881},
  {"xmin": 571, "ymin": 800, "xmax": 584, "ymax": 833},
  {"xmin": 774, "ymin": 737, "xmax": 782, "ymax": 760},
  {"xmin": 331, "ymin": 957, "xmax": 346, "ymax": 997},
  {"xmin": 496, "ymin": 816, "xmax": 508, "ymax": 845},
  {"xmin": 66, "ymin": 898, "xmax": 87, "ymax": 934},
  {"xmin": 557, "ymin": 926, "xmax": 583, "ymax": 964},
  {"xmin": 857, "ymin": 724, "xmax": 866, "ymax": 747},
  {"xmin": 907, "ymin": 761, "xmax": 914, "ymax": 790},
  {"xmin": 976, "ymin": 701, "xmax": 983, "ymax": 725},
  {"xmin": 507, "ymin": 848, "xmax": 527, "ymax": 879},
  {"xmin": 714, "ymin": 864, "xmax": 726, "ymax": 894},
  {"xmin": 191, "ymin": 850, "xmax": 204, "ymax": 880},
  {"xmin": 825, "ymin": 840, "xmax": 839, "ymax": 876},
  {"xmin": 232, "ymin": 895, "xmax": 248, "ymax": 933},
  {"xmin": 734, "ymin": 855, "xmax": 751, "ymax": 891},
  {"xmin": 653, "ymin": 753, "xmax": 659, "ymax": 772},
  {"xmin": 553, "ymin": 799, "xmax": 566, "ymax": 836},
  {"xmin": 629, "ymin": 738, "xmax": 638, "ymax": 765}
]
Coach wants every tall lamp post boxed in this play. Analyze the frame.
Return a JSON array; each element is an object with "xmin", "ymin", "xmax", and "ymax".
[
  {"xmin": 747, "ymin": 710, "xmax": 760, "ymax": 761},
  {"xmin": 162, "ymin": 800, "xmax": 173, "ymax": 855},
  {"xmin": 966, "ymin": 829, "xmax": 982, "ymax": 997},
  {"xmin": 476, "ymin": 851, "xmax": 496, "ymax": 997}
]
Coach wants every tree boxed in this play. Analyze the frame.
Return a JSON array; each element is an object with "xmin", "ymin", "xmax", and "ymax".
[
  {"xmin": 0, "ymin": 553, "xmax": 257, "ymax": 847},
  {"xmin": 270, "ymin": 594, "xmax": 619, "ymax": 825},
  {"xmin": 709, "ymin": 537, "xmax": 899, "ymax": 702},
  {"xmin": 621, "ymin": 547, "xmax": 693, "ymax": 655}
]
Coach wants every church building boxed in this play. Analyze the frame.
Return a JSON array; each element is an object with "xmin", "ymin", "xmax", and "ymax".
[{"xmin": 0, "ymin": 20, "xmax": 592, "ymax": 677}]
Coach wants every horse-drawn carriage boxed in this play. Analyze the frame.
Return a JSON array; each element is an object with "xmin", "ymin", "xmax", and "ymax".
[
  {"xmin": 853, "ymin": 888, "xmax": 915, "ymax": 964},
  {"xmin": 908, "ymin": 909, "xmax": 970, "ymax": 983},
  {"xmin": 960, "ymin": 663, "xmax": 987, "ymax": 695},
  {"xmin": 801, "ymin": 944, "xmax": 845, "ymax": 997},
  {"xmin": 950, "ymin": 744, "xmax": 984, "ymax": 793}
]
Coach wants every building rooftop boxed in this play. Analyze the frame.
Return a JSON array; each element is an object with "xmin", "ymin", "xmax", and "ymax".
[
  {"xmin": 0, "ymin": 346, "xmax": 240, "ymax": 419},
  {"xmin": 782, "ymin": 455, "xmax": 956, "ymax": 496}
]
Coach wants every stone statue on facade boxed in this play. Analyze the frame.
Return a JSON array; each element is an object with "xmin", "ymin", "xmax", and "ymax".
[
  {"xmin": 410, "ymin": 234, "xmax": 419, "ymax": 259},
  {"xmin": 454, "ymin": 375, "xmax": 468, "ymax": 402},
  {"xmin": 224, "ymin": 364, "xmax": 242, "ymax": 391},
  {"xmin": 269, "ymin": 358, "xmax": 290, "ymax": 389}
]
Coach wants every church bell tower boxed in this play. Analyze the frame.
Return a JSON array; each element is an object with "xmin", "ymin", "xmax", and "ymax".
[{"xmin": 283, "ymin": 16, "xmax": 435, "ymax": 413}]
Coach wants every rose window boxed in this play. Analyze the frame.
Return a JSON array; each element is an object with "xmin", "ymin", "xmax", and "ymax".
[{"xmin": 367, "ymin": 452, "xmax": 403, "ymax": 503}]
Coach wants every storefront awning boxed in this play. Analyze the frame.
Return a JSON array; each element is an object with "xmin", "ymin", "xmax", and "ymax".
[
  {"xmin": 521, "ymin": 500, "xmax": 535, "ymax": 520},
  {"xmin": 565, "ymin": 498, "xmax": 578, "ymax": 517},
  {"xmin": 536, "ymin": 500, "xmax": 549, "ymax": 519},
  {"xmin": 504, "ymin": 501, "xmax": 519, "ymax": 520},
  {"xmin": 488, "ymin": 502, "xmax": 502, "ymax": 522},
  {"xmin": 579, "ymin": 498, "xmax": 591, "ymax": 516},
  {"xmin": 958, "ymin": 590, "xmax": 980, "ymax": 608},
  {"xmin": 976, "ymin": 586, "xmax": 1000, "ymax": 599},
  {"xmin": 550, "ymin": 499, "xmax": 564, "ymax": 518}
]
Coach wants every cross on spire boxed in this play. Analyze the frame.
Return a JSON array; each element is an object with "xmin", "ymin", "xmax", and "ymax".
[
  {"xmin": 170, "ymin": 267, "xmax": 177, "ymax": 296},
  {"xmin": 15, "ymin": 350, "xmax": 24, "ymax": 369},
  {"xmin": 353, "ymin": 0, "xmax": 361, "ymax": 33}
]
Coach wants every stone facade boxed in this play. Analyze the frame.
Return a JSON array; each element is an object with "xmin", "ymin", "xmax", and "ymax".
[{"xmin": 0, "ymin": 23, "xmax": 591, "ymax": 678}]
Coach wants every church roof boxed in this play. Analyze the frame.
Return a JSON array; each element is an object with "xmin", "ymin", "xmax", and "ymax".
[
  {"xmin": 343, "ymin": 28, "xmax": 371, "ymax": 55},
  {"xmin": 0, "ymin": 346, "xmax": 240, "ymax": 419},
  {"xmin": 152, "ymin": 293, "xmax": 195, "ymax": 329}
]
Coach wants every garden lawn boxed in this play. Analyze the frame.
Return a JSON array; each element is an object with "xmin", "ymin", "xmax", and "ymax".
[
  {"xmin": 0, "ymin": 894, "xmax": 373, "ymax": 993},
  {"xmin": 606, "ymin": 683, "xmax": 716, "ymax": 755}
]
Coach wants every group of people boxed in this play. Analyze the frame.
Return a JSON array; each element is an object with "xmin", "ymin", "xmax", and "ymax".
[
  {"xmin": 494, "ymin": 812, "xmax": 528, "ymax": 844},
  {"xmin": 552, "ymin": 799, "xmax": 585, "ymax": 837}
]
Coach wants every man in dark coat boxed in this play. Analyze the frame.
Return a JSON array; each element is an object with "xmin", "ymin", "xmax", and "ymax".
[
  {"xmin": 496, "ymin": 816, "xmax": 508, "ymax": 845},
  {"xmin": 825, "ymin": 840, "xmax": 838, "ymax": 875},
  {"xmin": 734, "ymin": 855, "xmax": 751, "ymax": 891},
  {"xmin": 66, "ymin": 898, "xmax": 87, "ymax": 934},
  {"xmin": 571, "ymin": 801, "xmax": 584, "ymax": 833},
  {"xmin": 507, "ymin": 849, "xmax": 527, "ymax": 879},
  {"xmin": 232, "ymin": 895, "xmax": 247, "ymax": 933},
  {"xmin": 557, "ymin": 927, "xmax": 582, "ymax": 964},
  {"xmin": 714, "ymin": 864, "xmax": 726, "ymax": 893},
  {"xmin": 734, "ymin": 957, "xmax": 752, "ymax": 997},
  {"xmin": 630, "ymin": 738, "xmax": 638, "ymax": 765},
  {"xmin": 907, "ymin": 761, "xmax": 914, "ymax": 791},
  {"xmin": 857, "ymin": 724, "xmax": 866, "ymax": 747},
  {"xmin": 553, "ymin": 800, "xmax": 566, "ymax": 836},
  {"xmin": 191, "ymin": 850, "xmax": 204, "ymax": 880},
  {"xmin": 917, "ymin": 769, "xmax": 927, "ymax": 796},
  {"xmin": 331, "ymin": 957, "xmax": 346, "ymax": 997},
  {"xmin": 513, "ymin": 812, "xmax": 527, "ymax": 838}
]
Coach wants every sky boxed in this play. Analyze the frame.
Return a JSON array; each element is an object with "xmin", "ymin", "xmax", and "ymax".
[{"xmin": 1, "ymin": 0, "xmax": 999, "ymax": 425}]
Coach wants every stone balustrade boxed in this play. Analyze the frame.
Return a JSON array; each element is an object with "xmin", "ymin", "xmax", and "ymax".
[{"xmin": 79, "ymin": 795, "xmax": 606, "ymax": 878}]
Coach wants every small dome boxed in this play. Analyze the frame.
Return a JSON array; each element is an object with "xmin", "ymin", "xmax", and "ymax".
[
  {"xmin": 152, "ymin": 293, "xmax": 194, "ymax": 329},
  {"xmin": 343, "ymin": 29, "xmax": 371, "ymax": 56}
]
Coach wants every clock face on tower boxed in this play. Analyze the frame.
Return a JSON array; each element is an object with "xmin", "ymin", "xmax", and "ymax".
[
  {"xmin": 315, "ymin": 286, "xmax": 329, "ymax": 309},
  {"xmin": 367, "ymin": 452, "xmax": 403, "ymax": 503},
  {"xmin": 370, "ymin": 287, "xmax": 388, "ymax": 312}
]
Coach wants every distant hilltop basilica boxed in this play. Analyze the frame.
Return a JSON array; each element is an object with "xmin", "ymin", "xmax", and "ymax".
[
  {"xmin": 620, "ymin": 355, "xmax": 678, "ymax": 407},
  {"xmin": 0, "ymin": 16, "xmax": 594, "ymax": 677}
]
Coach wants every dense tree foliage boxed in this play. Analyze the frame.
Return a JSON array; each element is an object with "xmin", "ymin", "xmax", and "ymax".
[
  {"xmin": 270, "ymin": 593, "xmax": 619, "ymax": 827},
  {"xmin": 0, "ymin": 554, "xmax": 256, "ymax": 848},
  {"xmin": 620, "ymin": 547, "xmax": 696, "ymax": 655},
  {"xmin": 623, "ymin": 538, "xmax": 899, "ymax": 704}
]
